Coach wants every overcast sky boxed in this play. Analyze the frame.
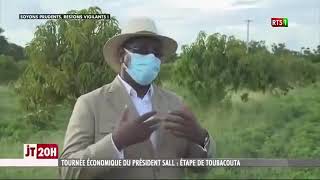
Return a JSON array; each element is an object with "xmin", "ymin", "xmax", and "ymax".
[{"xmin": 0, "ymin": 0, "xmax": 319, "ymax": 52}]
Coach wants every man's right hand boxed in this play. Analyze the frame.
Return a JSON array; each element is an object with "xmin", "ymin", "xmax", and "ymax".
[{"xmin": 112, "ymin": 105, "xmax": 159, "ymax": 150}]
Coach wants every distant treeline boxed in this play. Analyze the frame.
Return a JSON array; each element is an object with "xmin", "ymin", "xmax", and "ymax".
[{"xmin": 0, "ymin": 27, "xmax": 27, "ymax": 84}]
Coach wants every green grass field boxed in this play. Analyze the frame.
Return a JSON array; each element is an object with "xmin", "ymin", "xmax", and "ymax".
[{"xmin": 0, "ymin": 83, "xmax": 320, "ymax": 179}]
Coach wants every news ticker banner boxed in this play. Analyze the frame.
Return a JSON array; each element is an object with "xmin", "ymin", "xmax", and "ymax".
[
  {"xmin": 0, "ymin": 144, "xmax": 319, "ymax": 167},
  {"xmin": 19, "ymin": 13, "xmax": 110, "ymax": 20},
  {"xmin": 18, "ymin": 14, "xmax": 288, "ymax": 28},
  {"xmin": 1, "ymin": 159, "xmax": 320, "ymax": 167}
]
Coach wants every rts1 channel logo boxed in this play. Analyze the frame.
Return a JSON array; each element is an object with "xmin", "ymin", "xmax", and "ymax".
[
  {"xmin": 24, "ymin": 144, "xmax": 58, "ymax": 159},
  {"xmin": 271, "ymin": 18, "xmax": 288, "ymax": 27}
]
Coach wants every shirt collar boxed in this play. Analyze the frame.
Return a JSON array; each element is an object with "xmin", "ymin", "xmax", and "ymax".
[{"xmin": 117, "ymin": 75, "xmax": 154, "ymax": 99}]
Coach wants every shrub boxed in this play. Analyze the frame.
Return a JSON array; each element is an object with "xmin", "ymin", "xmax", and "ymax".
[{"xmin": 0, "ymin": 55, "xmax": 22, "ymax": 84}]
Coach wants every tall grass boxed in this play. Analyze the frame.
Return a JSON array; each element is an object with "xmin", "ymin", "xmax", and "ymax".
[
  {"xmin": 0, "ymin": 85, "xmax": 71, "ymax": 178},
  {"xmin": 0, "ymin": 82, "xmax": 319, "ymax": 179},
  {"xmin": 163, "ymin": 82, "xmax": 320, "ymax": 179}
]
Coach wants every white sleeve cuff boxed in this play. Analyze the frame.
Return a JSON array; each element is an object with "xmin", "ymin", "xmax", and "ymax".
[
  {"xmin": 110, "ymin": 134, "xmax": 124, "ymax": 159},
  {"xmin": 197, "ymin": 138, "xmax": 210, "ymax": 152}
]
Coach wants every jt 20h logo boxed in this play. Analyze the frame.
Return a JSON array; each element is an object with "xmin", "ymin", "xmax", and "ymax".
[{"xmin": 24, "ymin": 144, "xmax": 58, "ymax": 159}]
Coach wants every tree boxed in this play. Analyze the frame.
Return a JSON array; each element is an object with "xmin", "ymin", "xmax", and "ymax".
[
  {"xmin": 271, "ymin": 43, "xmax": 287, "ymax": 55},
  {"xmin": 5, "ymin": 43, "xmax": 25, "ymax": 61},
  {"xmin": 301, "ymin": 45, "xmax": 320, "ymax": 63},
  {"xmin": 14, "ymin": 7, "xmax": 120, "ymax": 129},
  {"xmin": 173, "ymin": 31, "xmax": 320, "ymax": 105},
  {"xmin": 0, "ymin": 27, "xmax": 9, "ymax": 54},
  {"xmin": 0, "ymin": 27, "xmax": 26, "ymax": 60}
]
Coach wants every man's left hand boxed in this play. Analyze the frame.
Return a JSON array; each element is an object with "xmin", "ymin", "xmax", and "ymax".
[{"xmin": 163, "ymin": 105, "xmax": 208, "ymax": 146}]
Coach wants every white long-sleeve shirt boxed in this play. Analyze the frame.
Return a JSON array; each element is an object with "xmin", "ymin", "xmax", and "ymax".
[{"xmin": 111, "ymin": 75, "xmax": 208, "ymax": 158}]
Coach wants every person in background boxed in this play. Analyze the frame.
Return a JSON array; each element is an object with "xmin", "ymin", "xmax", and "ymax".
[{"xmin": 59, "ymin": 17, "xmax": 216, "ymax": 179}]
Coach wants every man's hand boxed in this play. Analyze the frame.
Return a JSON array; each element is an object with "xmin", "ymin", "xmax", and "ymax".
[
  {"xmin": 164, "ymin": 105, "xmax": 208, "ymax": 146},
  {"xmin": 112, "ymin": 106, "xmax": 160, "ymax": 150}
]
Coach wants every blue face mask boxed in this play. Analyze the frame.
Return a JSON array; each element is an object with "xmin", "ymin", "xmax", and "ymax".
[{"xmin": 124, "ymin": 49, "xmax": 161, "ymax": 85}]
